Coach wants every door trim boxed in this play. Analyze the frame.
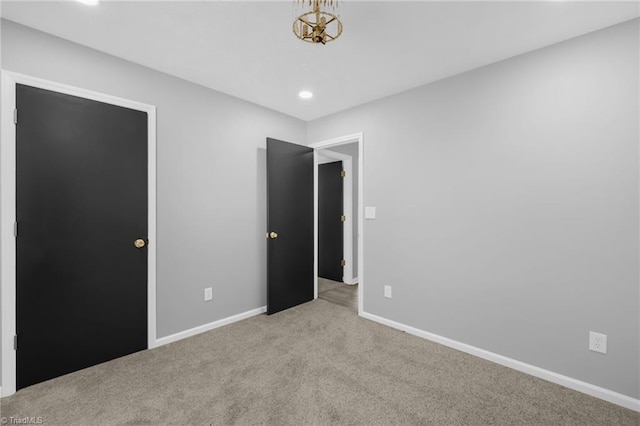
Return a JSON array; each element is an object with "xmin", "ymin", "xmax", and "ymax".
[
  {"xmin": 309, "ymin": 133, "xmax": 364, "ymax": 316},
  {"xmin": 315, "ymin": 150, "xmax": 355, "ymax": 285},
  {"xmin": 0, "ymin": 71, "xmax": 157, "ymax": 397}
]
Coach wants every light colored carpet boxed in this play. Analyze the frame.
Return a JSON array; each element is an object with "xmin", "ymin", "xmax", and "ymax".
[
  {"xmin": 318, "ymin": 277, "xmax": 343, "ymax": 294},
  {"xmin": 1, "ymin": 299, "xmax": 638, "ymax": 425},
  {"xmin": 318, "ymin": 278, "xmax": 358, "ymax": 312}
]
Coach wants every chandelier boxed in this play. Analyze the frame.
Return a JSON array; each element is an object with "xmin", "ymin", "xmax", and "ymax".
[{"xmin": 293, "ymin": 0, "xmax": 342, "ymax": 45}]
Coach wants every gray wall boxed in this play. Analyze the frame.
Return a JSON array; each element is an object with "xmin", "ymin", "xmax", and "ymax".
[
  {"xmin": 0, "ymin": 19, "xmax": 306, "ymax": 387},
  {"xmin": 325, "ymin": 143, "xmax": 359, "ymax": 277},
  {"xmin": 308, "ymin": 19, "xmax": 640, "ymax": 399}
]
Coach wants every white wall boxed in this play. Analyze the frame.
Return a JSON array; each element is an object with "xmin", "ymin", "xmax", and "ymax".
[
  {"xmin": 0, "ymin": 19, "xmax": 306, "ymax": 386},
  {"xmin": 308, "ymin": 19, "xmax": 640, "ymax": 399}
]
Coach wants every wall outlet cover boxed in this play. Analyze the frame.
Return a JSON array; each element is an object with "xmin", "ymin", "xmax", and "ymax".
[
  {"xmin": 384, "ymin": 285, "xmax": 392, "ymax": 298},
  {"xmin": 589, "ymin": 331, "xmax": 607, "ymax": 354},
  {"xmin": 204, "ymin": 287, "xmax": 213, "ymax": 301}
]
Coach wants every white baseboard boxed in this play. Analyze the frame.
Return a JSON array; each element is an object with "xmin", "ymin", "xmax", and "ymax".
[
  {"xmin": 359, "ymin": 311, "xmax": 640, "ymax": 412},
  {"xmin": 344, "ymin": 277, "xmax": 358, "ymax": 285},
  {"xmin": 155, "ymin": 306, "xmax": 267, "ymax": 347}
]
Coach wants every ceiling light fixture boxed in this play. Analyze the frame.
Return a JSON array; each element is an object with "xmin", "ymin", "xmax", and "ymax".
[
  {"xmin": 293, "ymin": 0, "xmax": 342, "ymax": 45},
  {"xmin": 76, "ymin": 0, "xmax": 99, "ymax": 5},
  {"xmin": 298, "ymin": 91, "xmax": 314, "ymax": 99}
]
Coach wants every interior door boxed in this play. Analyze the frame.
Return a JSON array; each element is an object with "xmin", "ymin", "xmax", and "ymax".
[
  {"xmin": 16, "ymin": 84, "xmax": 148, "ymax": 389},
  {"xmin": 318, "ymin": 161, "xmax": 344, "ymax": 282},
  {"xmin": 266, "ymin": 138, "xmax": 314, "ymax": 315}
]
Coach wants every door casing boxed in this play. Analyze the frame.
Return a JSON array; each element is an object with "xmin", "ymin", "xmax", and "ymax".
[
  {"xmin": 0, "ymin": 71, "xmax": 157, "ymax": 397},
  {"xmin": 310, "ymin": 133, "xmax": 364, "ymax": 315}
]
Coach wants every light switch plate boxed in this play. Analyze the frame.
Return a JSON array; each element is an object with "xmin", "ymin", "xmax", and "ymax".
[{"xmin": 365, "ymin": 206, "xmax": 376, "ymax": 219}]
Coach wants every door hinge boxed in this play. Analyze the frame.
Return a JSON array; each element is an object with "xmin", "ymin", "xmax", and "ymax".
[
  {"xmin": 14, "ymin": 221, "xmax": 18, "ymax": 238},
  {"xmin": 340, "ymin": 170, "xmax": 346, "ymax": 178},
  {"xmin": 340, "ymin": 215, "xmax": 346, "ymax": 222},
  {"xmin": 14, "ymin": 108, "xmax": 18, "ymax": 125},
  {"xmin": 14, "ymin": 335, "xmax": 18, "ymax": 350},
  {"xmin": 341, "ymin": 259, "xmax": 346, "ymax": 267}
]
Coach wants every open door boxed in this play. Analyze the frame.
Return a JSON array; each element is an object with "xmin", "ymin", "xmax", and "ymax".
[
  {"xmin": 318, "ymin": 161, "xmax": 344, "ymax": 282},
  {"xmin": 266, "ymin": 138, "xmax": 314, "ymax": 314}
]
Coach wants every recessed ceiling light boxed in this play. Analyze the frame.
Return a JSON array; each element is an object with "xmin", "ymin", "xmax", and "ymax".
[
  {"xmin": 77, "ymin": 0, "xmax": 99, "ymax": 5},
  {"xmin": 298, "ymin": 91, "xmax": 314, "ymax": 99}
]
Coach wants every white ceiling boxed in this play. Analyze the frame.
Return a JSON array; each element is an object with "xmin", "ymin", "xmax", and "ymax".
[{"xmin": 1, "ymin": 1, "xmax": 638, "ymax": 121}]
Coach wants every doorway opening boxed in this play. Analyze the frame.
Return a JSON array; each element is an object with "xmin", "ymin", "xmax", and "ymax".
[{"xmin": 310, "ymin": 133, "xmax": 363, "ymax": 315}]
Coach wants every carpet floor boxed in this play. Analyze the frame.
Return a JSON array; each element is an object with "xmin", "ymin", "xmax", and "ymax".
[
  {"xmin": 1, "ymin": 299, "xmax": 638, "ymax": 425},
  {"xmin": 318, "ymin": 278, "xmax": 358, "ymax": 312}
]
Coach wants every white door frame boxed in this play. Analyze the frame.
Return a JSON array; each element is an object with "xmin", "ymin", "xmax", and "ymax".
[
  {"xmin": 0, "ymin": 71, "xmax": 157, "ymax": 397},
  {"xmin": 315, "ymin": 149, "xmax": 355, "ymax": 285},
  {"xmin": 310, "ymin": 133, "xmax": 364, "ymax": 316}
]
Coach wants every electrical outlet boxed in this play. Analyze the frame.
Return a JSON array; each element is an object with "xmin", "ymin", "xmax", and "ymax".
[
  {"xmin": 204, "ymin": 287, "xmax": 213, "ymax": 301},
  {"xmin": 384, "ymin": 285, "xmax": 392, "ymax": 298},
  {"xmin": 589, "ymin": 331, "xmax": 607, "ymax": 354}
]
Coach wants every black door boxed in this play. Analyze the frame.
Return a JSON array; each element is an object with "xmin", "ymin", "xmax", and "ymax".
[
  {"xmin": 16, "ymin": 84, "xmax": 148, "ymax": 389},
  {"xmin": 266, "ymin": 138, "xmax": 314, "ymax": 315},
  {"xmin": 318, "ymin": 161, "xmax": 344, "ymax": 282}
]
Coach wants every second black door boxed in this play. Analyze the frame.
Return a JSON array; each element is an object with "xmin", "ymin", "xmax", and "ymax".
[
  {"xmin": 16, "ymin": 84, "xmax": 149, "ymax": 389},
  {"xmin": 318, "ymin": 161, "xmax": 344, "ymax": 282}
]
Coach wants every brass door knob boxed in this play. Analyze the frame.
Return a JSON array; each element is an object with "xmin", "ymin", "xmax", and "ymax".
[
  {"xmin": 269, "ymin": 232, "xmax": 278, "ymax": 239},
  {"xmin": 134, "ymin": 239, "xmax": 146, "ymax": 249}
]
